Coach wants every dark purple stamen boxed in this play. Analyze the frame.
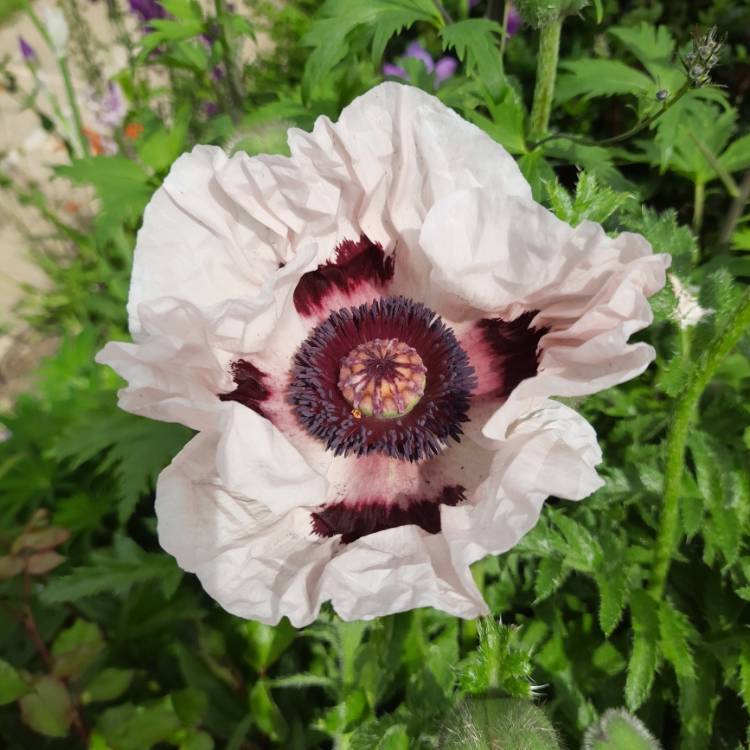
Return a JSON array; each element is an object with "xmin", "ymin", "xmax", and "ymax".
[
  {"xmin": 219, "ymin": 360, "xmax": 270, "ymax": 417},
  {"xmin": 312, "ymin": 485, "xmax": 465, "ymax": 543},
  {"xmin": 288, "ymin": 296, "xmax": 476, "ymax": 462},
  {"xmin": 293, "ymin": 235, "xmax": 395, "ymax": 317}
]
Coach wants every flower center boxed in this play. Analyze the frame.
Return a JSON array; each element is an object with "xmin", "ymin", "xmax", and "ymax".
[{"xmin": 338, "ymin": 338, "xmax": 426, "ymax": 419}]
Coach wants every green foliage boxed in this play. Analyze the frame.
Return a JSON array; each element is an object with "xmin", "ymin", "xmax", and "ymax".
[{"xmin": 1, "ymin": 0, "xmax": 749, "ymax": 748}]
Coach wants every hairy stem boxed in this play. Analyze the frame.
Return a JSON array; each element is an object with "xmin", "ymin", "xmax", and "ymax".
[
  {"xmin": 528, "ymin": 18, "xmax": 563, "ymax": 143},
  {"xmin": 650, "ymin": 288, "xmax": 750, "ymax": 598}
]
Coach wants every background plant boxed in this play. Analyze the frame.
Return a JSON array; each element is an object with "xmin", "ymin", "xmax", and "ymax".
[{"xmin": 0, "ymin": 0, "xmax": 749, "ymax": 748}]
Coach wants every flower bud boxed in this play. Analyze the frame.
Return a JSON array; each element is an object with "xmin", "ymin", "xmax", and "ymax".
[
  {"xmin": 512, "ymin": 0, "xmax": 590, "ymax": 27},
  {"xmin": 439, "ymin": 697, "xmax": 563, "ymax": 750}
]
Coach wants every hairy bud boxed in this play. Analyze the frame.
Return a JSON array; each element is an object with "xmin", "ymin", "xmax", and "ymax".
[
  {"xmin": 438, "ymin": 697, "xmax": 563, "ymax": 750},
  {"xmin": 513, "ymin": 0, "xmax": 590, "ymax": 27},
  {"xmin": 584, "ymin": 709, "xmax": 662, "ymax": 750}
]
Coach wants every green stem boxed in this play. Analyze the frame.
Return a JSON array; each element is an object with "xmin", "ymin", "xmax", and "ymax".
[
  {"xmin": 214, "ymin": 0, "xmax": 244, "ymax": 123},
  {"xmin": 693, "ymin": 179, "xmax": 705, "ymax": 234},
  {"xmin": 498, "ymin": 1, "xmax": 510, "ymax": 74},
  {"xmin": 650, "ymin": 289, "xmax": 750, "ymax": 598},
  {"xmin": 530, "ymin": 80, "xmax": 691, "ymax": 151},
  {"xmin": 528, "ymin": 18, "xmax": 563, "ymax": 143},
  {"xmin": 23, "ymin": 0, "xmax": 89, "ymax": 156},
  {"xmin": 59, "ymin": 57, "xmax": 89, "ymax": 156}
]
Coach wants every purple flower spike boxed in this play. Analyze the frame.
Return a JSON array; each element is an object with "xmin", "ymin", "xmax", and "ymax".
[
  {"xmin": 19, "ymin": 36, "xmax": 37, "ymax": 62},
  {"xmin": 382, "ymin": 62, "xmax": 408, "ymax": 80},
  {"xmin": 129, "ymin": 0, "xmax": 166, "ymax": 23},
  {"xmin": 434, "ymin": 56, "xmax": 458, "ymax": 85},
  {"xmin": 404, "ymin": 41, "xmax": 434, "ymax": 73},
  {"xmin": 507, "ymin": 2, "xmax": 522, "ymax": 37}
]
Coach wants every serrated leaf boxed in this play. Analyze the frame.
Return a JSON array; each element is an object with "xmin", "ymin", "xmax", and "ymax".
[
  {"xmin": 609, "ymin": 23, "xmax": 675, "ymax": 64},
  {"xmin": 54, "ymin": 410, "xmax": 191, "ymax": 523},
  {"xmin": 441, "ymin": 19, "xmax": 504, "ymax": 99},
  {"xmin": 556, "ymin": 59, "xmax": 653, "ymax": 103},
  {"xmin": 547, "ymin": 171, "xmax": 634, "ymax": 226},
  {"xmin": 625, "ymin": 591, "xmax": 660, "ymax": 710},
  {"xmin": 41, "ymin": 541, "xmax": 182, "ymax": 603},
  {"xmin": 242, "ymin": 619, "xmax": 297, "ymax": 673},
  {"xmin": 658, "ymin": 600, "xmax": 696, "ymax": 679},
  {"xmin": 596, "ymin": 563, "xmax": 629, "ymax": 636},
  {"xmin": 301, "ymin": 0, "xmax": 441, "ymax": 100},
  {"xmin": 534, "ymin": 555, "xmax": 567, "ymax": 602}
]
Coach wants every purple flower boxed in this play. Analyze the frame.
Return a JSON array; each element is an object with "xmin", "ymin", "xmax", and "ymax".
[
  {"xmin": 19, "ymin": 36, "xmax": 37, "ymax": 62},
  {"xmin": 203, "ymin": 102, "xmax": 220, "ymax": 117},
  {"xmin": 382, "ymin": 42, "xmax": 457, "ymax": 88},
  {"xmin": 507, "ymin": 3, "xmax": 522, "ymax": 37},
  {"xmin": 89, "ymin": 81, "xmax": 127, "ymax": 129},
  {"xmin": 129, "ymin": 0, "xmax": 166, "ymax": 23}
]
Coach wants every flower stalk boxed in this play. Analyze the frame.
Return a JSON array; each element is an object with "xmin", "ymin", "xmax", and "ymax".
[
  {"xmin": 650, "ymin": 288, "xmax": 750, "ymax": 597},
  {"xmin": 528, "ymin": 18, "xmax": 562, "ymax": 143}
]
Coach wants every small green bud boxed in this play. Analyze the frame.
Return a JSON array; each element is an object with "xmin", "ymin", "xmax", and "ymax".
[
  {"xmin": 513, "ymin": 0, "xmax": 590, "ymax": 27},
  {"xmin": 584, "ymin": 709, "xmax": 662, "ymax": 750},
  {"xmin": 439, "ymin": 697, "xmax": 563, "ymax": 750}
]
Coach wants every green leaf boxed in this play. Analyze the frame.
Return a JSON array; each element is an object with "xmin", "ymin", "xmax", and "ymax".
[
  {"xmin": 83, "ymin": 668, "xmax": 134, "ymax": 703},
  {"xmin": 52, "ymin": 619, "xmax": 105, "ymax": 679},
  {"xmin": 596, "ymin": 563, "xmax": 629, "ymax": 637},
  {"xmin": 625, "ymin": 591, "xmax": 660, "ymax": 711},
  {"xmin": 173, "ymin": 688, "xmax": 208, "ymax": 728},
  {"xmin": 97, "ymin": 699, "xmax": 182, "ymax": 750},
  {"xmin": 718, "ymin": 133, "xmax": 750, "ymax": 175},
  {"xmin": 376, "ymin": 724, "xmax": 410, "ymax": 749},
  {"xmin": 55, "ymin": 157, "xmax": 153, "ymax": 234},
  {"xmin": 609, "ymin": 23, "xmax": 675, "ymax": 64},
  {"xmin": 0, "ymin": 659, "xmax": 27, "ymax": 705},
  {"xmin": 302, "ymin": 0, "xmax": 441, "ymax": 101},
  {"xmin": 19, "ymin": 677, "xmax": 72, "ymax": 738},
  {"xmin": 53, "ymin": 410, "xmax": 192, "ymax": 523},
  {"xmin": 547, "ymin": 171, "xmax": 634, "ymax": 226},
  {"xmin": 534, "ymin": 555, "xmax": 568, "ymax": 602},
  {"xmin": 180, "ymin": 730, "xmax": 214, "ymax": 750},
  {"xmin": 249, "ymin": 679, "xmax": 287, "ymax": 742},
  {"xmin": 467, "ymin": 85, "xmax": 526, "ymax": 153},
  {"xmin": 41, "ymin": 539, "xmax": 182, "ymax": 604},
  {"xmin": 658, "ymin": 600, "xmax": 696, "ymax": 679},
  {"xmin": 440, "ymin": 19, "xmax": 504, "ymax": 100},
  {"xmin": 138, "ymin": 107, "xmax": 191, "ymax": 173},
  {"xmin": 556, "ymin": 59, "xmax": 653, "ymax": 102},
  {"xmin": 242, "ymin": 619, "xmax": 297, "ymax": 673}
]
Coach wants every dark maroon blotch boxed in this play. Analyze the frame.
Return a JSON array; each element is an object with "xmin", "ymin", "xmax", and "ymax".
[
  {"xmin": 477, "ymin": 312, "xmax": 547, "ymax": 400},
  {"xmin": 219, "ymin": 360, "xmax": 270, "ymax": 416},
  {"xmin": 312, "ymin": 485, "xmax": 464, "ymax": 543},
  {"xmin": 293, "ymin": 235, "xmax": 395, "ymax": 317}
]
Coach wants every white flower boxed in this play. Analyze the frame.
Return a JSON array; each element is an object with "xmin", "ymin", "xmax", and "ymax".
[
  {"xmin": 97, "ymin": 83, "xmax": 669, "ymax": 625},
  {"xmin": 669, "ymin": 273, "xmax": 710, "ymax": 329},
  {"xmin": 40, "ymin": 4, "xmax": 69, "ymax": 59}
]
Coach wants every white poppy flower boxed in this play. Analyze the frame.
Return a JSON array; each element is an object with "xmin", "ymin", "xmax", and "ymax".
[{"xmin": 97, "ymin": 83, "xmax": 669, "ymax": 626}]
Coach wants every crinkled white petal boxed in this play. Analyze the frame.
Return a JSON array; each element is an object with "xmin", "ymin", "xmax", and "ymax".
[
  {"xmin": 322, "ymin": 526, "xmax": 488, "ymax": 620},
  {"xmin": 216, "ymin": 403, "xmax": 328, "ymax": 513},
  {"xmin": 442, "ymin": 400, "xmax": 604, "ymax": 567},
  {"xmin": 157, "ymin": 432, "xmax": 487, "ymax": 625},
  {"xmin": 128, "ymin": 145, "xmax": 282, "ymax": 335},
  {"xmin": 421, "ymin": 188, "xmax": 669, "ymax": 434}
]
